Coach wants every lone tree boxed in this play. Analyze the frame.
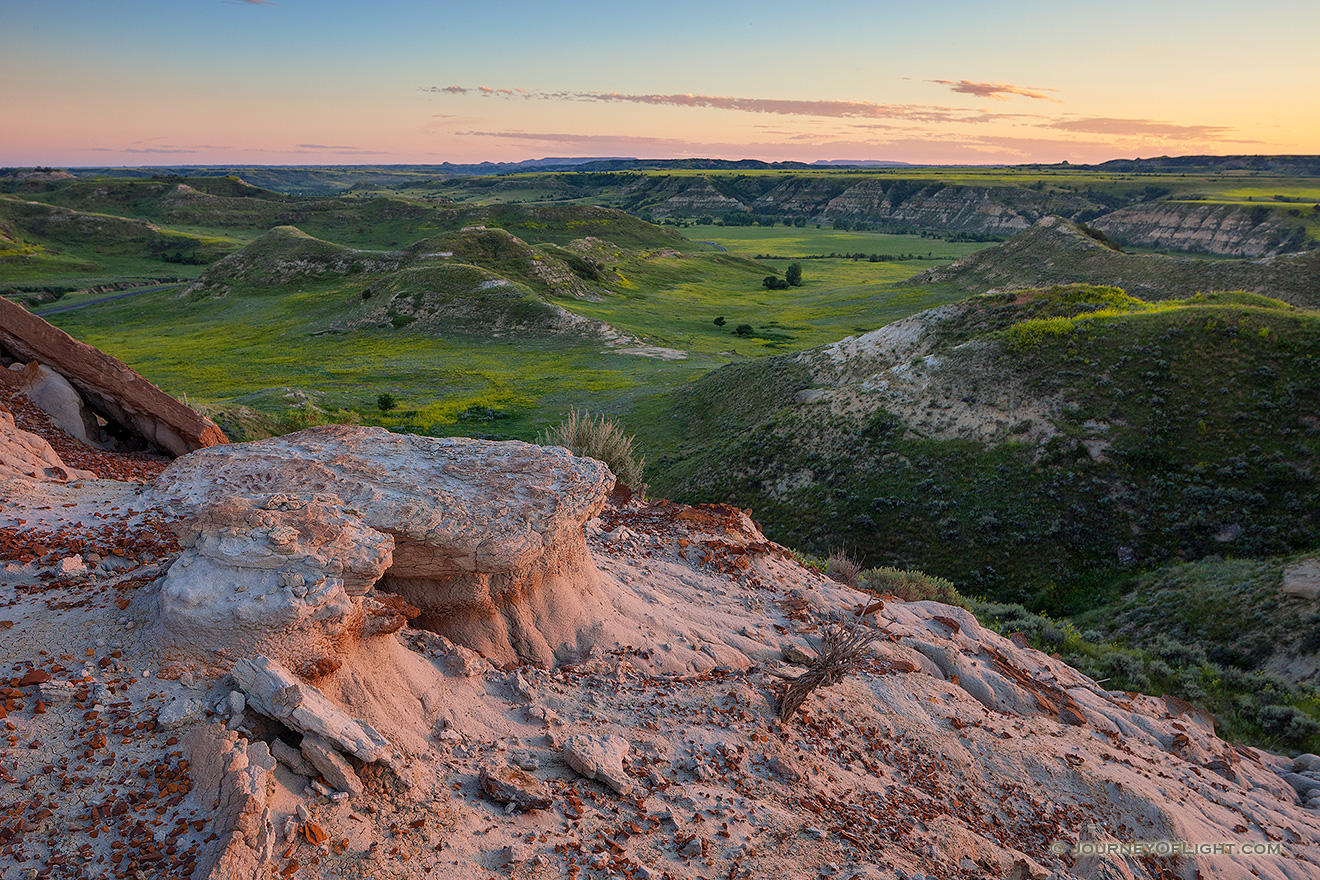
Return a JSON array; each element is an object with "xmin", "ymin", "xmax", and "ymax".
[
  {"xmin": 785, "ymin": 262, "xmax": 803, "ymax": 287},
  {"xmin": 713, "ymin": 316, "xmax": 726, "ymax": 326}
]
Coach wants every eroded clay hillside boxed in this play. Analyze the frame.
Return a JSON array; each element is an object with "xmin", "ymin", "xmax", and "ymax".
[{"xmin": 3, "ymin": 333, "xmax": 1320, "ymax": 880}]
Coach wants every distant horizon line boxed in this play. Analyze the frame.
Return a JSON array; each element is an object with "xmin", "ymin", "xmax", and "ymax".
[{"xmin": 7, "ymin": 153, "xmax": 1319, "ymax": 172}]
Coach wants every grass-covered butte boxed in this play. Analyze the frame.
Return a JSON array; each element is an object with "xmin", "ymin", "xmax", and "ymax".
[{"xmin": 638, "ymin": 284, "xmax": 1320, "ymax": 614}]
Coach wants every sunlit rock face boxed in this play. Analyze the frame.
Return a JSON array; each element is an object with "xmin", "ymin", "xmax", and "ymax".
[{"xmin": 154, "ymin": 425, "xmax": 615, "ymax": 670}]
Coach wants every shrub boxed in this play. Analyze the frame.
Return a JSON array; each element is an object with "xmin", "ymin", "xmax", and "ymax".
[
  {"xmin": 538, "ymin": 409, "xmax": 645, "ymax": 488},
  {"xmin": 1003, "ymin": 315, "xmax": 1080, "ymax": 352},
  {"xmin": 1148, "ymin": 635, "xmax": 1208, "ymax": 670},
  {"xmin": 864, "ymin": 566, "xmax": 968, "ymax": 608},
  {"xmin": 971, "ymin": 601, "xmax": 1065, "ymax": 644},
  {"xmin": 790, "ymin": 549, "xmax": 828, "ymax": 573},
  {"xmin": 279, "ymin": 403, "xmax": 363, "ymax": 434},
  {"xmin": 1258, "ymin": 705, "xmax": 1320, "ymax": 743},
  {"xmin": 1099, "ymin": 652, "xmax": 1151, "ymax": 691},
  {"xmin": 779, "ymin": 617, "xmax": 877, "ymax": 722},
  {"xmin": 377, "ymin": 393, "xmax": 397, "ymax": 413},
  {"xmin": 734, "ymin": 324, "xmax": 754, "ymax": 337}
]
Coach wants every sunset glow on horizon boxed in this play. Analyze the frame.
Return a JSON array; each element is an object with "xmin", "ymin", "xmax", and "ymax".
[{"xmin": 3, "ymin": 0, "xmax": 1317, "ymax": 167}]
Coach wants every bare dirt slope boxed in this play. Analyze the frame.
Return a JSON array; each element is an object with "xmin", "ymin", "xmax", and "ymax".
[{"xmin": 3, "ymin": 416, "xmax": 1320, "ymax": 880}]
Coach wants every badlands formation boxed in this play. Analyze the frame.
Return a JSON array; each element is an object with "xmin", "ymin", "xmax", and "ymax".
[{"xmin": 2, "ymin": 357, "xmax": 1320, "ymax": 880}]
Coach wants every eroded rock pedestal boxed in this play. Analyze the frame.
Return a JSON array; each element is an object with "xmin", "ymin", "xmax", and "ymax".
[
  {"xmin": 154, "ymin": 425, "xmax": 614, "ymax": 670},
  {"xmin": 156, "ymin": 490, "xmax": 402, "ymax": 676}
]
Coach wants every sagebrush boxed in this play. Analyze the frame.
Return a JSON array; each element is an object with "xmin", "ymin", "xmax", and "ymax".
[
  {"xmin": 826, "ymin": 550, "xmax": 863, "ymax": 587},
  {"xmin": 863, "ymin": 566, "xmax": 968, "ymax": 608},
  {"xmin": 779, "ymin": 615, "xmax": 878, "ymax": 722}
]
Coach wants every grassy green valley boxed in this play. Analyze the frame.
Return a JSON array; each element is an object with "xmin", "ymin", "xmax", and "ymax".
[
  {"xmin": 6, "ymin": 162, "xmax": 1320, "ymax": 754},
  {"xmin": 16, "ymin": 175, "xmax": 969, "ymax": 442}
]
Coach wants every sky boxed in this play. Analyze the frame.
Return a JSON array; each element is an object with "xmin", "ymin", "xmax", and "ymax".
[{"xmin": 3, "ymin": 0, "xmax": 1318, "ymax": 167}]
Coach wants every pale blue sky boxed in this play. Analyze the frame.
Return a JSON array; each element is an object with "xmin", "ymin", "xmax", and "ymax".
[{"xmin": 4, "ymin": 0, "xmax": 1317, "ymax": 165}]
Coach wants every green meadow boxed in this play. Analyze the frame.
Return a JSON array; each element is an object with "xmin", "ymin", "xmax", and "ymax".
[
  {"xmin": 37, "ymin": 216, "xmax": 981, "ymax": 440},
  {"xmin": 680, "ymin": 224, "xmax": 984, "ymax": 259},
  {"xmin": 10, "ymin": 166, "xmax": 1314, "ymax": 447}
]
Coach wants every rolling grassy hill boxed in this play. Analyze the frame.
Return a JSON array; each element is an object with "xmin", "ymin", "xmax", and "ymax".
[
  {"xmin": 30, "ymin": 194, "xmax": 975, "ymax": 442},
  {"xmin": 184, "ymin": 224, "xmax": 625, "ymax": 340},
  {"xmin": 0, "ymin": 175, "xmax": 693, "ymax": 251},
  {"xmin": 636, "ymin": 285, "xmax": 1320, "ymax": 615},
  {"xmin": 0, "ymin": 196, "xmax": 240, "ymax": 289},
  {"xmin": 912, "ymin": 216, "xmax": 1320, "ymax": 307}
]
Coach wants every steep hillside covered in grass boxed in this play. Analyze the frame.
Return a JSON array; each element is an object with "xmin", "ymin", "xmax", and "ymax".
[
  {"xmin": 913, "ymin": 216, "xmax": 1320, "ymax": 307},
  {"xmin": 640, "ymin": 285, "xmax": 1320, "ymax": 611},
  {"xmin": 1076, "ymin": 554, "xmax": 1320, "ymax": 686},
  {"xmin": 0, "ymin": 196, "xmax": 238, "ymax": 283},
  {"xmin": 347, "ymin": 266, "xmax": 613, "ymax": 338},
  {"xmin": 183, "ymin": 224, "xmax": 628, "ymax": 340},
  {"xmin": 0, "ymin": 175, "xmax": 690, "ymax": 252},
  {"xmin": 183, "ymin": 225, "xmax": 406, "ymax": 294}
]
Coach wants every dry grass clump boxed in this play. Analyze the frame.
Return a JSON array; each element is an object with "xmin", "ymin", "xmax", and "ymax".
[
  {"xmin": 825, "ymin": 550, "xmax": 863, "ymax": 587},
  {"xmin": 539, "ymin": 409, "xmax": 645, "ymax": 488},
  {"xmin": 779, "ymin": 615, "xmax": 878, "ymax": 722}
]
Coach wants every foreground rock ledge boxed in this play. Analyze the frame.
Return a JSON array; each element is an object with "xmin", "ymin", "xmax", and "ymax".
[
  {"xmin": 155, "ymin": 425, "xmax": 614, "ymax": 668},
  {"xmin": 0, "ymin": 295, "xmax": 228, "ymax": 455}
]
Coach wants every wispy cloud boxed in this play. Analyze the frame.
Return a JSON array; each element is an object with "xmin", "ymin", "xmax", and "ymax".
[
  {"xmin": 930, "ymin": 80, "xmax": 1062, "ymax": 102},
  {"xmin": 87, "ymin": 142, "xmax": 388, "ymax": 157},
  {"xmin": 90, "ymin": 146, "xmax": 204, "ymax": 154},
  {"xmin": 424, "ymin": 85, "xmax": 1012, "ymax": 124},
  {"xmin": 454, "ymin": 130, "xmax": 700, "ymax": 148},
  {"xmin": 1047, "ymin": 117, "xmax": 1238, "ymax": 139},
  {"xmin": 292, "ymin": 144, "xmax": 388, "ymax": 155}
]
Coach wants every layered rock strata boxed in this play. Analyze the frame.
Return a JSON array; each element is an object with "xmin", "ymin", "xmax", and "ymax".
[{"xmin": 154, "ymin": 425, "xmax": 615, "ymax": 668}]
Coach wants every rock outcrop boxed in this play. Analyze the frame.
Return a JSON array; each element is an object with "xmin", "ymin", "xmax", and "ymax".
[
  {"xmin": 1092, "ymin": 202, "xmax": 1308, "ymax": 257},
  {"xmin": 155, "ymin": 490, "xmax": 403, "ymax": 673},
  {"xmin": 231, "ymin": 655, "xmax": 394, "ymax": 767},
  {"xmin": 0, "ymin": 296, "xmax": 228, "ymax": 455},
  {"xmin": 0, "ymin": 407, "xmax": 96, "ymax": 482},
  {"xmin": 5, "ymin": 405, "xmax": 1320, "ymax": 880},
  {"xmin": 562, "ymin": 733, "xmax": 633, "ymax": 795},
  {"xmin": 1282, "ymin": 560, "xmax": 1320, "ymax": 602},
  {"xmin": 183, "ymin": 724, "xmax": 277, "ymax": 879},
  {"xmin": 154, "ymin": 425, "xmax": 616, "ymax": 668},
  {"xmin": 823, "ymin": 182, "xmax": 1043, "ymax": 236},
  {"xmin": 10, "ymin": 361, "xmax": 103, "ymax": 447},
  {"xmin": 625, "ymin": 175, "xmax": 749, "ymax": 217},
  {"xmin": 912, "ymin": 215, "xmax": 1320, "ymax": 307}
]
